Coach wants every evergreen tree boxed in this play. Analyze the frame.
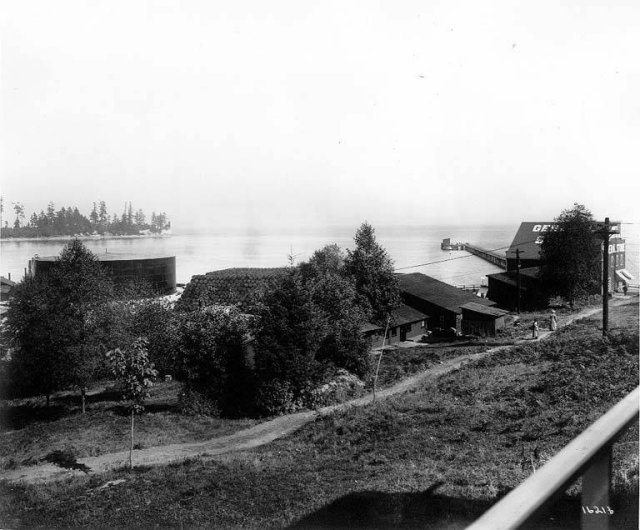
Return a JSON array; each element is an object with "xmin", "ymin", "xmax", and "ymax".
[
  {"xmin": 134, "ymin": 209, "xmax": 146, "ymax": 227},
  {"xmin": 344, "ymin": 222, "xmax": 401, "ymax": 324},
  {"xmin": 12, "ymin": 202, "xmax": 25, "ymax": 228},
  {"xmin": 46, "ymin": 202, "xmax": 56, "ymax": 224},
  {"xmin": 90, "ymin": 202, "xmax": 99, "ymax": 226},
  {"xmin": 99, "ymin": 201, "xmax": 108, "ymax": 231},
  {"xmin": 252, "ymin": 268, "xmax": 329, "ymax": 414}
]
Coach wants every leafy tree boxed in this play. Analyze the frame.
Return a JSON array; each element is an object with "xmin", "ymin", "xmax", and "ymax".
[
  {"xmin": 107, "ymin": 338, "xmax": 157, "ymax": 470},
  {"xmin": 344, "ymin": 222, "xmax": 401, "ymax": 324},
  {"xmin": 301, "ymin": 245, "xmax": 371, "ymax": 377},
  {"xmin": 177, "ymin": 307, "xmax": 254, "ymax": 417},
  {"xmin": 539, "ymin": 203, "xmax": 601, "ymax": 307},
  {"xmin": 3, "ymin": 275, "xmax": 69, "ymax": 404},
  {"xmin": 131, "ymin": 300, "xmax": 180, "ymax": 376},
  {"xmin": 304, "ymin": 243, "xmax": 345, "ymax": 277},
  {"xmin": 311, "ymin": 273, "xmax": 371, "ymax": 378},
  {"xmin": 3, "ymin": 240, "xmax": 114, "ymax": 407}
]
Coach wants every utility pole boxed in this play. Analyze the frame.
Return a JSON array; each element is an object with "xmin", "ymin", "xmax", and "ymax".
[
  {"xmin": 516, "ymin": 248, "xmax": 522, "ymax": 314},
  {"xmin": 372, "ymin": 316, "xmax": 391, "ymax": 403},
  {"xmin": 596, "ymin": 217, "xmax": 618, "ymax": 337}
]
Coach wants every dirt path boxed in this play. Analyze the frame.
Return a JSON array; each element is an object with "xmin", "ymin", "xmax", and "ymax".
[{"xmin": 1, "ymin": 300, "xmax": 627, "ymax": 485}]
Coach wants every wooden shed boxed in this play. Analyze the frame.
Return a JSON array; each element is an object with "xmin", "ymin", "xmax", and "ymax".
[
  {"xmin": 460, "ymin": 302, "xmax": 509, "ymax": 337},
  {"xmin": 1, "ymin": 276, "xmax": 16, "ymax": 301},
  {"xmin": 361, "ymin": 304, "xmax": 428, "ymax": 348}
]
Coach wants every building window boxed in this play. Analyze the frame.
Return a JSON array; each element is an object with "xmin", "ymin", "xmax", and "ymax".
[
  {"xmin": 421, "ymin": 320, "xmax": 425, "ymax": 328},
  {"xmin": 391, "ymin": 327, "xmax": 397, "ymax": 337}
]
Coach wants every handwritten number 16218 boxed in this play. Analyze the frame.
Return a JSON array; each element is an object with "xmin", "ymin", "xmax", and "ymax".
[{"xmin": 582, "ymin": 506, "xmax": 614, "ymax": 515}]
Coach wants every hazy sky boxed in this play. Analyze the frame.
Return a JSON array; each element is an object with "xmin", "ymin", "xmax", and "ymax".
[{"xmin": 1, "ymin": 1, "xmax": 639, "ymax": 233}]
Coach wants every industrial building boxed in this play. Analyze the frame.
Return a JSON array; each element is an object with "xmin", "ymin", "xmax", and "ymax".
[{"xmin": 29, "ymin": 253, "xmax": 177, "ymax": 294}]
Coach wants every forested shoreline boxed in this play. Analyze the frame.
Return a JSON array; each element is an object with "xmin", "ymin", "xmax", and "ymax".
[{"xmin": 0, "ymin": 198, "xmax": 170, "ymax": 239}]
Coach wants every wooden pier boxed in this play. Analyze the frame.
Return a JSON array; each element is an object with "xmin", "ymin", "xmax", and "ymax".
[{"xmin": 463, "ymin": 244, "xmax": 507, "ymax": 269}]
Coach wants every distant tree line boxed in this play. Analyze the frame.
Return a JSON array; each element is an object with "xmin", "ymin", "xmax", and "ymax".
[{"xmin": 0, "ymin": 197, "xmax": 170, "ymax": 238}]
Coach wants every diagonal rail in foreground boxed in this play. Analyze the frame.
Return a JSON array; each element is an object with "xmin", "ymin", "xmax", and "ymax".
[{"xmin": 467, "ymin": 386, "xmax": 639, "ymax": 530}]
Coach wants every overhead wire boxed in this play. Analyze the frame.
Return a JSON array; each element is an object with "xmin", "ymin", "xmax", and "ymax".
[
  {"xmin": 394, "ymin": 237, "xmax": 542, "ymax": 272},
  {"xmin": 394, "ymin": 223, "xmax": 634, "ymax": 273}
]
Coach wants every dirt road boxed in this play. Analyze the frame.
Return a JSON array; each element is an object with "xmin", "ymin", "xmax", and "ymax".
[{"xmin": 1, "ymin": 301, "xmax": 623, "ymax": 484}]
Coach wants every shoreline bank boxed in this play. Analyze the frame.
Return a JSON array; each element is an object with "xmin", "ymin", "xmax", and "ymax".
[{"xmin": 1, "ymin": 234, "xmax": 171, "ymax": 243}]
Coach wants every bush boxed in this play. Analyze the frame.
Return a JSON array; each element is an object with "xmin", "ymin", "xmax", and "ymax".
[
  {"xmin": 178, "ymin": 388, "xmax": 220, "ymax": 416},
  {"xmin": 254, "ymin": 379, "xmax": 300, "ymax": 416},
  {"xmin": 131, "ymin": 300, "xmax": 180, "ymax": 376},
  {"xmin": 176, "ymin": 307, "xmax": 255, "ymax": 418}
]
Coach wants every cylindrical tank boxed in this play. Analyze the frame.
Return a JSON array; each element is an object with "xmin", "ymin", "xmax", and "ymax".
[{"xmin": 30, "ymin": 253, "xmax": 176, "ymax": 294}]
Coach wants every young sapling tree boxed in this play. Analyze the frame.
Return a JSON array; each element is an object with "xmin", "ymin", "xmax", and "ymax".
[{"xmin": 107, "ymin": 338, "xmax": 158, "ymax": 470}]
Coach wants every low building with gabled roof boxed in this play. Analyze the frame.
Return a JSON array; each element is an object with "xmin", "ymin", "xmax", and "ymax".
[
  {"xmin": 362, "ymin": 303, "xmax": 429, "ymax": 348},
  {"xmin": 397, "ymin": 272, "xmax": 496, "ymax": 332},
  {"xmin": 460, "ymin": 302, "xmax": 510, "ymax": 336},
  {"xmin": 1, "ymin": 276, "xmax": 17, "ymax": 301}
]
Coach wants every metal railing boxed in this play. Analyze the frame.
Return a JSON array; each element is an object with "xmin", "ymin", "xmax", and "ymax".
[{"xmin": 467, "ymin": 386, "xmax": 639, "ymax": 530}]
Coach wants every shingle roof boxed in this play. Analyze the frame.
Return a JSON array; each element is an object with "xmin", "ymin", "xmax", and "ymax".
[
  {"xmin": 486, "ymin": 266, "xmax": 540, "ymax": 287},
  {"xmin": 460, "ymin": 302, "xmax": 509, "ymax": 317},
  {"xmin": 391, "ymin": 304, "xmax": 429, "ymax": 325},
  {"xmin": 397, "ymin": 273, "xmax": 496, "ymax": 313},
  {"xmin": 177, "ymin": 267, "xmax": 286, "ymax": 311},
  {"xmin": 360, "ymin": 322, "xmax": 384, "ymax": 333},
  {"xmin": 0, "ymin": 276, "xmax": 16, "ymax": 287}
]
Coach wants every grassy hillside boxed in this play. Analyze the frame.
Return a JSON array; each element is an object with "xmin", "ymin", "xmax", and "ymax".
[
  {"xmin": 1, "ymin": 299, "xmax": 637, "ymax": 529},
  {"xmin": 0, "ymin": 381, "xmax": 259, "ymax": 470}
]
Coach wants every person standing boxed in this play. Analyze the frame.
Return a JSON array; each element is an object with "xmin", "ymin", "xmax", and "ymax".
[
  {"xmin": 531, "ymin": 319, "xmax": 539, "ymax": 339},
  {"xmin": 549, "ymin": 310, "xmax": 557, "ymax": 331}
]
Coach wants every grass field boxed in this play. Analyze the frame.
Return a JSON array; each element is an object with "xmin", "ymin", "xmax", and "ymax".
[
  {"xmin": 0, "ymin": 381, "xmax": 259, "ymax": 470},
  {"xmin": 1, "ymin": 297, "xmax": 637, "ymax": 529}
]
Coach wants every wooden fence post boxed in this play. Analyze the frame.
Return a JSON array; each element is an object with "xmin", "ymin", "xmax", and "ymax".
[{"xmin": 581, "ymin": 445, "xmax": 612, "ymax": 530}]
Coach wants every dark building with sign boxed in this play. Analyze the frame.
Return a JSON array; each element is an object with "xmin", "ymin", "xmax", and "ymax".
[
  {"xmin": 505, "ymin": 221, "xmax": 632, "ymax": 293},
  {"xmin": 488, "ymin": 221, "xmax": 633, "ymax": 310}
]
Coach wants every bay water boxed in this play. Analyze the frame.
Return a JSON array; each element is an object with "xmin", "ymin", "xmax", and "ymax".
[{"xmin": 1, "ymin": 224, "xmax": 637, "ymax": 288}]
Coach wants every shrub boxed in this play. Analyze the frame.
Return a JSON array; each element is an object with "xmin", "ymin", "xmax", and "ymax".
[
  {"xmin": 176, "ymin": 307, "xmax": 255, "ymax": 418},
  {"xmin": 255, "ymin": 379, "xmax": 299, "ymax": 415}
]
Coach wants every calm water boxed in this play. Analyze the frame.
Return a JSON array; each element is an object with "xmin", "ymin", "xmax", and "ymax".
[{"xmin": 1, "ymin": 224, "xmax": 638, "ymax": 287}]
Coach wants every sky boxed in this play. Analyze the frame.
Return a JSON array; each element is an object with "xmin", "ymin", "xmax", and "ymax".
[{"xmin": 1, "ymin": 1, "xmax": 639, "ymax": 233}]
